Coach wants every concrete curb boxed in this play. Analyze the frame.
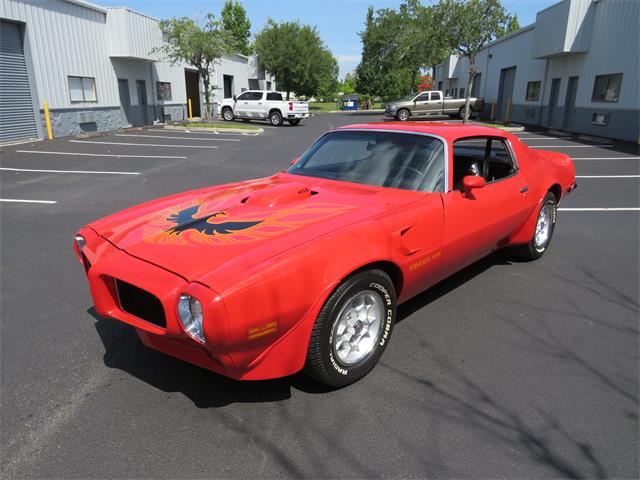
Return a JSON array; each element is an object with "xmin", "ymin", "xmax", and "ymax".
[
  {"xmin": 164, "ymin": 125, "xmax": 264, "ymax": 135},
  {"xmin": 577, "ymin": 134, "xmax": 613, "ymax": 144},
  {"xmin": 547, "ymin": 129, "xmax": 572, "ymax": 137},
  {"xmin": 470, "ymin": 121, "xmax": 525, "ymax": 132}
]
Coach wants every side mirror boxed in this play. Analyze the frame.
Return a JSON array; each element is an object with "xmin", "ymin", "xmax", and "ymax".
[
  {"xmin": 289, "ymin": 156, "xmax": 300, "ymax": 166},
  {"xmin": 232, "ymin": 95, "xmax": 237, "ymax": 101},
  {"xmin": 462, "ymin": 175, "xmax": 485, "ymax": 191}
]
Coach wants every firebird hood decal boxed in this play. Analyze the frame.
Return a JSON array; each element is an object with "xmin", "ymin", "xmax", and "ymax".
[
  {"xmin": 88, "ymin": 173, "xmax": 424, "ymax": 282},
  {"xmin": 165, "ymin": 206, "xmax": 263, "ymax": 236}
]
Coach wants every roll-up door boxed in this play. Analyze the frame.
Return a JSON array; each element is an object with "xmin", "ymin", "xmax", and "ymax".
[{"xmin": 0, "ymin": 21, "xmax": 39, "ymax": 143}]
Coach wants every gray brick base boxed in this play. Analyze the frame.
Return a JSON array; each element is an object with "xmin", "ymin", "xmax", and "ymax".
[{"xmin": 41, "ymin": 107, "xmax": 124, "ymax": 138}]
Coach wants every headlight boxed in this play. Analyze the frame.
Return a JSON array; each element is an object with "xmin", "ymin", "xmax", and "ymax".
[
  {"xmin": 75, "ymin": 235, "xmax": 86, "ymax": 252},
  {"xmin": 177, "ymin": 294, "xmax": 205, "ymax": 343}
]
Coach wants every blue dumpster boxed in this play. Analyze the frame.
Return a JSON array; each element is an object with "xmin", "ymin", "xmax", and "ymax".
[{"xmin": 340, "ymin": 94, "xmax": 359, "ymax": 111}]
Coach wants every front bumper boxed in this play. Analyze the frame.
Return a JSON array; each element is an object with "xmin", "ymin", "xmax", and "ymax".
[{"xmin": 76, "ymin": 229, "xmax": 237, "ymax": 374}]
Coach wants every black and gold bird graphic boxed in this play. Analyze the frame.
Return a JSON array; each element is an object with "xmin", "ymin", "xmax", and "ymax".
[{"xmin": 166, "ymin": 205, "xmax": 262, "ymax": 236}]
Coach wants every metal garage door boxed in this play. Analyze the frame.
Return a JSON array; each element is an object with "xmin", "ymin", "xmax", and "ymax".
[{"xmin": 0, "ymin": 21, "xmax": 38, "ymax": 143}]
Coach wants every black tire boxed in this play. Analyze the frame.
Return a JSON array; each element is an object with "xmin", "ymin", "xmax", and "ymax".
[
  {"xmin": 288, "ymin": 118, "xmax": 301, "ymax": 126},
  {"xmin": 269, "ymin": 110, "xmax": 284, "ymax": 126},
  {"xmin": 511, "ymin": 191, "xmax": 557, "ymax": 260},
  {"xmin": 396, "ymin": 109, "xmax": 410, "ymax": 121},
  {"xmin": 304, "ymin": 269, "xmax": 397, "ymax": 387},
  {"xmin": 222, "ymin": 107, "xmax": 234, "ymax": 122},
  {"xmin": 459, "ymin": 106, "xmax": 473, "ymax": 120}
]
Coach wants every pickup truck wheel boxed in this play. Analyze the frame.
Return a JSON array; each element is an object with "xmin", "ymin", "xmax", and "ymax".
[
  {"xmin": 304, "ymin": 269, "xmax": 396, "ymax": 387},
  {"xmin": 511, "ymin": 192, "xmax": 557, "ymax": 260},
  {"xmin": 269, "ymin": 110, "xmax": 284, "ymax": 126},
  {"xmin": 288, "ymin": 119, "xmax": 301, "ymax": 126},
  {"xmin": 458, "ymin": 106, "xmax": 473, "ymax": 120},
  {"xmin": 222, "ymin": 107, "xmax": 234, "ymax": 122},
  {"xmin": 396, "ymin": 109, "xmax": 410, "ymax": 121}
]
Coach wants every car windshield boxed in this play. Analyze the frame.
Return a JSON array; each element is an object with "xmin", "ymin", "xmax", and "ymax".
[{"xmin": 288, "ymin": 130, "xmax": 445, "ymax": 192}]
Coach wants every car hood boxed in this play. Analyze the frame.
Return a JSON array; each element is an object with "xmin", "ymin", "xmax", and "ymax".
[{"xmin": 89, "ymin": 172, "xmax": 421, "ymax": 286}]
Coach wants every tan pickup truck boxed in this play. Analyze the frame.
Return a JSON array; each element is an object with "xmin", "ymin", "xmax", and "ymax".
[{"xmin": 384, "ymin": 90, "xmax": 484, "ymax": 121}]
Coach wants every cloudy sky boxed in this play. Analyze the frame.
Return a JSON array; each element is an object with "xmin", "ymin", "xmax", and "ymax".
[{"xmin": 99, "ymin": 0, "xmax": 558, "ymax": 79}]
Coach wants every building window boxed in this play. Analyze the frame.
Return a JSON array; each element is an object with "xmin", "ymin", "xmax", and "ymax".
[
  {"xmin": 526, "ymin": 81, "xmax": 541, "ymax": 101},
  {"xmin": 68, "ymin": 76, "xmax": 96, "ymax": 102},
  {"xmin": 459, "ymin": 88, "xmax": 465, "ymax": 98},
  {"xmin": 156, "ymin": 82, "xmax": 172, "ymax": 101},
  {"xmin": 592, "ymin": 73, "xmax": 623, "ymax": 102},
  {"xmin": 266, "ymin": 81, "xmax": 272, "ymax": 90}
]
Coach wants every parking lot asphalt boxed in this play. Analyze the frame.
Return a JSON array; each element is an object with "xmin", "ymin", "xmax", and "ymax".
[{"xmin": 1, "ymin": 113, "xmax": 638, "ymax": 479}]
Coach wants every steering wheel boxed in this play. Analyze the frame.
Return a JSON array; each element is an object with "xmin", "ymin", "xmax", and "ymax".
[{"xmin": 389, "ymin": 165, "xmax": 423, "ymax": 188}]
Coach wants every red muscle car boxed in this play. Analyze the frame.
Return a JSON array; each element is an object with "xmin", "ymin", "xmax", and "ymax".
[{"xmin": 74, "ymin": 123, "xmax": 576, "ymax": 387}]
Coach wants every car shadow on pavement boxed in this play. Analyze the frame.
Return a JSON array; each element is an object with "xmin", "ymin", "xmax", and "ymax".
[
  {"xmin": 90, "ymin": 309, "xmax": 334, "ymax": 408},
  {"xmin": 89, "ymin": 253, "xmax": 512, "ymax": 408}
]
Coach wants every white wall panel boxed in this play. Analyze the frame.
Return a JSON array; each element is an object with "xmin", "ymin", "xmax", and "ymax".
[{"xmin": 0, "ymin": 0, "xmax": 119, "ymax": 109}]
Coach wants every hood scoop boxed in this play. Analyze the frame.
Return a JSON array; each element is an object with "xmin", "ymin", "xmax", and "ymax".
[{"xmin": 244, "ymin": 182, "xmax": 315, "ymax": 207}]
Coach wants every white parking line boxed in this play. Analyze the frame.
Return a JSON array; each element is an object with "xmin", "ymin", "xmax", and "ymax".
[
  {"xmin": 151, "ymin": 129, "xmax": 259, "ymax": 136},
  {"xmin": 575, "ymin": 175, "xmax": 640, "ymax": 179},
  {"xmin": 69, "ymin": 140, "xmax": 218, "ymax": 149},
  {"xmin": 0, "ymin": 167, "xmax": 139, "ymax": 175},
  {"xmin": 559, "ymin": 207, "xmax": 640, "ymax": 211},
  {"xmin": 0, "ymin": 198, "xmax": 57, "ymax": 204},
  {"xmin": 115, "ymin": 134, "xmax": 240, "ymax": 142},
  {"xmin": 533, "ymin": 145, "xmax": 613, "ymax": 148},
  {"xmin": 571, "ymin": 156, "xmax": 640, "ymax": 160},
  {"xmin": 517, "ymin": 136, "xmax": 560, "ymax": 140},
  {"xmin": 17, "ymin": 150, "xmax": 187, "ymax": 159}
]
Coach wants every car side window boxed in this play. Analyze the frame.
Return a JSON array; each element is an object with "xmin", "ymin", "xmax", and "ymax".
[
  {"xmin": 266, "ymin": 92, "xmax": 283, "ymax": 101},
  {"xmin": 431, "ymin": 92, "xmax": 441, "ymax": 101},
  {"xmin": 452, "ymin": 137, "xmax": 517, "ymax": 190},
  {"xmin": 249, "ymin": 92, "xmax": 264, "ymax": 101},
  {"xmin": 415, "ymin": 93, "xmax": 429, "ymax": 102},
  {"xmin": 236, "ymin": 92, "xmax": 251, "ymax": 101}
]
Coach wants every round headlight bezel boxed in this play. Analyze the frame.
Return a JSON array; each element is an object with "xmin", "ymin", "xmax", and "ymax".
[{"xmin": 177, "ymin": 294, "xmax": 205, "ymax": 344}]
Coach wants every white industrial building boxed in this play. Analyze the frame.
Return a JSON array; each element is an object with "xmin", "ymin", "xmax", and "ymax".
[
  {"xmin": 0, "ymin": 0, "xmax": 275, "ymax": 144},
  {"xmin": 435, "ymin": 0, "xmax": 639, "ymax": 142}
]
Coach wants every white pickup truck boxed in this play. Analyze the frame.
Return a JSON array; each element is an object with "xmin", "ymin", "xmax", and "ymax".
[{"xmin": 218, "ymin": 90, "xmax": 309, "ymax": 126}]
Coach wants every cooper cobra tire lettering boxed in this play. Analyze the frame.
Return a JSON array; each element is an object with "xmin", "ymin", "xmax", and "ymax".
[{"xmin": 305, "ymin": 269, "xmax": 397, "ymax": 387}]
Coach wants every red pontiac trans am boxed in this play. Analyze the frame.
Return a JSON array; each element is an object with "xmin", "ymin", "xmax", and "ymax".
[{"xmin": 74, "ymin": 123, "xmax": 576, "ymax": 387}]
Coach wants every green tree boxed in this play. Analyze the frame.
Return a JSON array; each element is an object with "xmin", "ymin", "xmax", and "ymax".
[
  {"xmin": 254, "ymin": 20, "xmax": 337, "ymax": 99},
  {"xmin": 445, "ymin": 0, "xmax": 511, "ymax": 122},
  {"xmin": 355, "ymin": 6, "xmax": 413, "ymax": 100},
  {"xmin": 497, "ymin": 13, "xmax": 520, "ymax": 38},
  {"xmin": 341, "ymin": 72, "xmax": 357, "ymax": 94},
  {"xmin": 316, "ymin": 52, "xmax": 340, "ymax": 102},
  {"xmin": 221, "ymin": 0, "xmax": 252, "ymax": 56},
  {"xmin": 157, "ymin": 15, "xmax": 233, "ymax": 119}
]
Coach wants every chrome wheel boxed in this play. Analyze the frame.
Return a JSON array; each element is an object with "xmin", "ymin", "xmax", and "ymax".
[
  {"xmin": 222, "ymin": 109, "xmax": 233, "ymax": 121},
  {"xmin": 270, "ymin": 112, "xmax": 282, "ymax": 126},
  {"xmin": 534, "ymin": 202, "xmax": 554, "ymax": 251},
  {"xmin": 331, "ymin": 290, "xmax": 384, "ymax": 366},
  {"xmin": 397, "ymin": 109, "xmax": 410, "ymax": 121}
]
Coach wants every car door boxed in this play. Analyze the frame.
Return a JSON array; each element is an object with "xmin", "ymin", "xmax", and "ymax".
[
  {"xmin": 244, "ymin": 91, "xmax": 265, "ymax": 118},
  {"xmin": 412, "ymin": 92, "xmax": 430, "ymax": 115},
  {"xmin": 440, "ymin": 136, "xmax": 533, "ymax": 273},
  {"xmin": 426, "ymin": 91, "xmax": 443, "ymax": 115},
  {"xmin": 233, "ymin": 91, "xmax": 253, "ymax": 117}
]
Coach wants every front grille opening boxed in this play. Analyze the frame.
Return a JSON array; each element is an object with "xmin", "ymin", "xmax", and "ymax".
[
  {"xmin": 115, "ymin": 279, "xmax": 166, "ymax": 328},
  {"xmin": 81, "ymin": 252, "xmax": 91, "ymax": 273}
]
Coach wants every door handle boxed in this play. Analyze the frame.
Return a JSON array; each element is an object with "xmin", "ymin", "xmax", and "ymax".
[
  {"xmin": 520, "ymin": 186, "xmax": 529, "ymax": 193},
  {"xmin": 258, "ymin": 102, "xmax": 262, "ymax": 105}
]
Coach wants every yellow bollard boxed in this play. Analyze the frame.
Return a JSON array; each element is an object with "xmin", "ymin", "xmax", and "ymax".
[
  {"xmin": 43, "ymin": 101, "xmax": 53, "ymax": 139},
  {"xmin": 187, "ymin": 98, "xmax": 193, "ymax": 120},
  {"xmin": 505, "ymin": 98, "xmax": 512, "ymax": 124},
  {"xmin": 490, "ymin": 100, "xmax": 496, "ymax": 121}
]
